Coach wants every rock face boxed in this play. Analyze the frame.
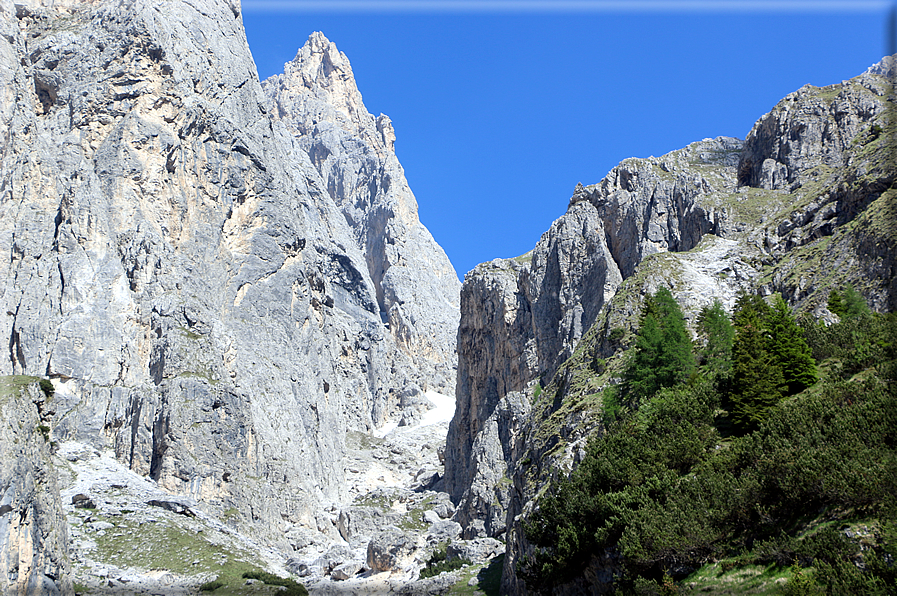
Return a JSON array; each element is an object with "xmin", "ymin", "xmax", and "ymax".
[
  {"xmin": 0, "ymin": 0, "xmax": 457, "ymax": 559},
  {"xmin": 445, "ymin": 57, "xmax": 896, "ymax": 593},
  {"xmin": 0, "ymin": 380, "xmax": 71, "ymax": 596},
  {"xmin": 262, "ymin": 32, "xmax": 460, "ymax": 394},
  {"xmin": 445, "ymin": 136, "xmax": 736, "ymax": 537}
]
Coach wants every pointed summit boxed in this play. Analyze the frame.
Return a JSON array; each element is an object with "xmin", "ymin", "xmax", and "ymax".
[
  {"xmin": 263, "ymin": 33, "xmax": 461, "ymax": 395},
  {"xmin": 269, "ymin": 31, "xmax": 373, "ymax": 141}
]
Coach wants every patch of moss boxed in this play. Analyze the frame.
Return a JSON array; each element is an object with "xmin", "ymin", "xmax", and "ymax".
[
  {"xmin": 510, "ymin": 250, "xmax": 533, "ymax": 265},
  {"xmin": 178, "ymin": 326, "xmax": 203, "ymax": 341},
  {"xmin": 85, "ymin": 511, "xmax": 280, "ymax": 595}
]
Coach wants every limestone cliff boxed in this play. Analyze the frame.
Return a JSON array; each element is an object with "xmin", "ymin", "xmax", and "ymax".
[
  {"xmin": 445, "ymin": 57, "xmax": 896, "ymax": 594},
  {"xmin": 262, "ymin": 32, "xmax": 460, "ymax": 395},
  {"xmin": 0, "ymin": 0, "xmax": 458, "ymax": 582},
  {"xmin": 0, "ymin": 379, "xmax": 71, "ymax": 596}
]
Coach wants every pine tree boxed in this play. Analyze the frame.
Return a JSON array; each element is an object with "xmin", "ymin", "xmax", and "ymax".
[
  {"xmin": 842, "ymin": 285, "xmax": 871, "ymax": 319},
  {"xmin": 768, "ymin": 295, "xmax": 818, "ymax": 395},
  {"xmin": 623, "ymin": 287, "xmax": 694, "ymax": 400},
  {"xmin": 697, "ymin": 299, "xmax": 734, "ymax": 374}
]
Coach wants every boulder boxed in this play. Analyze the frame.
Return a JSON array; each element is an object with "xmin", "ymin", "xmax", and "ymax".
[
  {"xmin": 331, "ymin": 561, "xmax": 363, "ymax": 580},
  {"xmin": 447, "ymin": 537, "xmax": 505, "ymax": 564},
  {"xmin": 366, "ymin": 529, "xmax": 418, "ymax": 573}
]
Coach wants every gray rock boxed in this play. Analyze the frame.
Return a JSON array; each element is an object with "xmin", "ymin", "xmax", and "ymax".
[
  {"xmin": 337, "ymin": 506, "xmax": 403, "ymax": 547},
  {"xmin": 395, "ymin": 572, "xmax": 460, "ymax": 595},
  {"xmin": 146, "ymin": 499, "xmax": 195, "ymax": 517},
  {"xmin": 71, "ymin": 494, "xmax": 95, "ymax": 509},
  {"xmin": 432, "ymin": 500, "xmax": 455, "ymax": 519},
  {"xmin": 446, "ymin": 538, "xmax": 505, "ymax": 564},
  {"xmin": 331, "ymin": 561, "xmax": 363, "ymax": 580},
  {"xmin": 426, "ymin": 520, "xmax": 463, "ymax": 545},
  {"xmin": 0, "ymin": 382, "xmax": 72, "ymax": 595},
  {"xmin": 0, "ymin": 0, "xmax": 458, "ymax": 553},
  {"xmin": 262, "ymin": 32, "xmax": 461, "ymax": 396},
  {"xmin": 366, "ymin": 528, "xmax": 418, "ymax": 573}
]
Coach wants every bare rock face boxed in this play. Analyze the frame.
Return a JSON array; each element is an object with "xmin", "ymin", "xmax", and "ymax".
[
  {"xmin": 445, "ymin": 138, "xmax": 734, "ymax": 536},
  {"xmin": 0, "ymin": 0, "xmax": 458, "ymax": 554},
  {"xmin": 0, "ymin": 381, "xmax": 72, "ymax": 596},
  {"xmin": 738, "ymin": 61, "xmax": 892, "ymax": 190},
  {"xmin": 262, "ymin": 32, "xmax": 461, "ymax": 394}
]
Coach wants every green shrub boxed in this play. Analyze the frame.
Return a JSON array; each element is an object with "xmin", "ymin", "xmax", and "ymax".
[
  {"xmin": 520, "ymin": 327, "xmax": 896, "ymax": 594},
  {"xmin": 419, "ymin": 543, "xmax": 471, "ymax": 578},
  {"xmin": 39, "ymin": 378, "xmax": 54, "ymax": 398},
  {"xmin": 198, "ymin": 579, "xmax": 225, "ymax": 591},
  {"xmin": 608, "ymin": 327, "xmax": 626, "ymax": 344},
  {"xmin": 782, "ymin": 563, "xmax": 823, "ymax": 596},
  {"xmin": 241, "ymin": 571, "xmax": 307, "ymax": 596}
]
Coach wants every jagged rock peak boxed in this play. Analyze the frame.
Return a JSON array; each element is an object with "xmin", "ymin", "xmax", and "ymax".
[
  {"xmin": 263, "ymin": 31, "xmax": 461, "ymax": 394},
  {"xmin": 275, "ymin": 31, "xmax": 393, "ymax": 150},
  {"xmin": 864, "ymin": 53, "xmax": 897, "ymax": 78},
  {"xmin": 0, "ymin": 4, "xmax": 460, "ymax": 589}
]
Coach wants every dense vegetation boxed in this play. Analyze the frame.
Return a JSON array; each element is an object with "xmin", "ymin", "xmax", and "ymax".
[{"xmin": 521, "ymin": 290, "xmax": 896, "ymax": 595}]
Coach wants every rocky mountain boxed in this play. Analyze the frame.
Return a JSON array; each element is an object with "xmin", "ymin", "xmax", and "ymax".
[
  {"xmin": 0, "ymin": 0, "xmax": 460, "ymax": 593},
  {"xmin": 0, "ymin": 0, "xmax": 893, "ymax": 592},
  {"xmin": 444, "ymin": 56, "xmax": 896, "ymax": 594},
  {"xmin": 261, "ymin": 32, "xmax": 460, "ymax": 395}
]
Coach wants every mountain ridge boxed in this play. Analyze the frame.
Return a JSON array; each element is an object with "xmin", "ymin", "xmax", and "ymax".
[{"xmin": 443, "ymin": 55, "xmax": 895, "ymax": 594}]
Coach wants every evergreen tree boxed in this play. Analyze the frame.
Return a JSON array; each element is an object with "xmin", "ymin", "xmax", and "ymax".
[
  {"xmin": 697, "ymin": 299, "xmax": 734, "ymax": 374},
  {"xmin": 731, "ymin": 294, "xmax": 785, "ymax": 429},
  {"xmin": 828, "ymin": 290, "xmax": 846, "ymax": 318},
  {"xmin": 828, "ymin": 285, "xmax": 870, "ymax": 320},
  {"xmin": 842, "ymin": 285, "xmax": 871, "ymax": 319},
  {"xmin": 768, "ymin": 295, "xmax": 818, "ymax": 394},
  {"xmin": 623, "ymin": 287, "xmax": 694, "ymax": 400}
]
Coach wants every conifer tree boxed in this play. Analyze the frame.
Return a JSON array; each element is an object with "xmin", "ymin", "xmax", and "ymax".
[
  {"xmin": 827, "ymin": 289, "xmax": 846, "ymax": 318},
  {"xmin": 841, "ymin": 285, "xmax": 871, "ymax": 318},
  {"xmin": 731, "ymin": 294, "xmax": 784, "ymax": 429},
  {"xmin": 768, "ymin": 295, "xmax": 818, "ymax": 394},
  {"xmin": 623, "ymin": 287, "xmax": 694, "ymax": 400},
  {"xmin": 697, "ymin": 299, "xmax": 734, "ymax": 374}
]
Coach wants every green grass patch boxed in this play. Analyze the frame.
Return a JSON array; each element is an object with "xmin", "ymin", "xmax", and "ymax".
[
  {"xmin": 511, "ymin": 250, "xmax": 533, "ymax": 265},
  {"xmin": 241, "ymin": 571, "xmax": 307, "ymax": 596},
  {"xmin": 476, "ymin": 554, "xmax": 503, "ymax": 596},
  {"xmin": 0, "ymin": 375, "xmax": 42, "ymax": 403},
  {"xmin": 81, "ymin": 511, "xmax": 302, "ymax": 595},
  {"xmin": 684, "ymin": 562, "xmax": 793, "ymax": 595}
]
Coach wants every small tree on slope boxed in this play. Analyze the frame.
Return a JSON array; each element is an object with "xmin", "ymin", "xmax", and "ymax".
[{"xmin": 623, "ymin": 286, "xmax": 695, "ymax": 401}]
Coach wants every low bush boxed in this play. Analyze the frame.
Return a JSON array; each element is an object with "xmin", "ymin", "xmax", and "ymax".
[
  {"xmin": 198, "ymin": 579, "xmax": 225, "ymax": 591},
  {"xmin": 241, "ymin": 571, "xmax": 308, "ymax": 596}
]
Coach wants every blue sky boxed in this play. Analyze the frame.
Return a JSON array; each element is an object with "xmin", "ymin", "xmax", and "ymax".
[{"xmin": 242, "ymin": 1, "xmax": 894, "ymax": 278}]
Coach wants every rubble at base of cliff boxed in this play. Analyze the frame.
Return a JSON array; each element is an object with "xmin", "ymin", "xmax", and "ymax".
[{"xmin": 57, "ymin": 391, "xmax": 503, "ymax": 595}]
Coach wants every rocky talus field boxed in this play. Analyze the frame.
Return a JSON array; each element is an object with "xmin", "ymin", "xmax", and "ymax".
[{"xmin": 0, "ymin": 0, "xmax": 894, "ymax": 594}]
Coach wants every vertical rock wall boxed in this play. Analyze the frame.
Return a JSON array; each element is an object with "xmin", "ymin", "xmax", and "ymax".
[
  {"xmin": 0, "ymin": 381, "xmax": 71, "ymax": 596},
  {"xmin": 0, "ymin": 0, "xmax": 459, "ymax": 550},
  {"xmin": 263, "ymin": 32, "xmax": 460, "ymax": 394}
]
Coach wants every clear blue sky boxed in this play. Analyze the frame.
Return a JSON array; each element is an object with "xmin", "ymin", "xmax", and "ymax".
[{"xmin": 242, "ymin": 1, "xmax": 895, "ymax": 278}]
